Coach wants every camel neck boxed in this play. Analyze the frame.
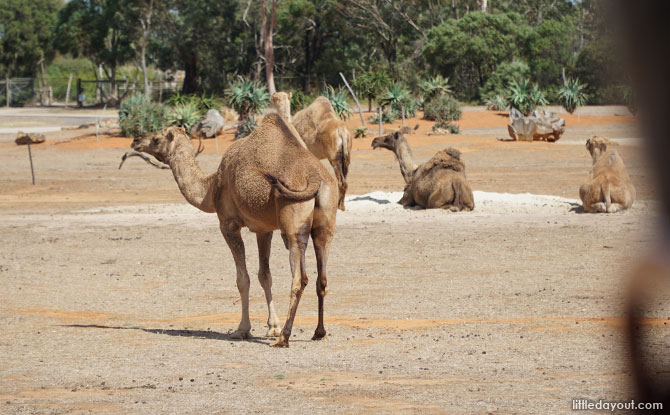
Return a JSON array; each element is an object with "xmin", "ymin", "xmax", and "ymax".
[
  {"xmin": 394, "ymin": 139, "xmax": 418, "ymax": 184},
  {"xmin": 167, "ymin": 137, "xmax": 216, "ymax": 213}
]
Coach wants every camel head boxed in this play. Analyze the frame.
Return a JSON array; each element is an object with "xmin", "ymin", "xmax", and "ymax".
[
  {"xmin": 132, "ymin": 126, "xmax": 186, "ymax": 164},
  {"xmin": 371, "ymin": 131, "xmax": 405, "ymax": 152},
  {"xmin": 271, "ymin": 91, "xmax": 292, "ymax": 121},
  {"xmin": 586, "ymin": 136, "xmax": 611, "ymax": 163}
]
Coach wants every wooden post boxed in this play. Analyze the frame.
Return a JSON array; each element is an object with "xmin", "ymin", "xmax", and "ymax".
[
  {"xmin": 77, "ymin": 78, "xmax": 83, "ymax": 107},
  {"xmin": 5, "ymin": 76, "xmax": 9, "ymax": 107},
  {"xmin": 339, "ymin": 72, "xmax": 365, "ymax": 128},
  {"xmin": 27, "ymin": 140, "xmax": 35, "ymax": 185},
  {"xmin": 401, "ymin": 106, "xmax": 406, "ymax": 126},
  {"xmin": 378, "ymin": 106, "xmax": 382, "ymax": 136},
  {"xmin": 65, "ymin": 73, "xmax": 73, "ymax": 106}
]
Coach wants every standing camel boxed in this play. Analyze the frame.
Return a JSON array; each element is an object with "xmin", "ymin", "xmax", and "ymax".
[
  {"xmin": 130, "ymin": 115, "xmax": 338, "ymax": 347},
  {"xmin": 371, "ymin": 131, "xmax": 475, "ymax": 211},
  {"xmin": 272, "ymin": 93, "xmax": 352, "ymax": 211}
]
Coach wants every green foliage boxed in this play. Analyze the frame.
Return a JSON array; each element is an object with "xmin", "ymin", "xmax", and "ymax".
[
  {"xmin": 423, "ymin": 95, "xmax": 462, "ymax": 122},
  {"xmin": 479, "ymin": 61, "xmax": 531, "ymax": 99},
  {"xmin": 166, "ymin": 92, "xmax": 221, "ymax": 113},
  {"xmin": 354, "ymin": 126, "xmax": 367, "ymax": 139},
  {"xmin": 558, "ymin": 78, "xmax": 588, "ymax": 114},
  {"xmin": 168, "ymin": 102, "xmax": 201, "ymax": 132},
  {"xmin": 0, "ymin": 0, "xmax": 59, "ymax": 76},
  {"xmin": 525, "ymin": 19, "xmax": 575, "ymax": 88},
  {"xmin": 433, "ymin": 120, "xmax": 460, "ymax": 134},
  {"xmin": 235, "ymin": 116, "xmax": 258, "ymax": 140},
  {"xmin": 485, "ymin": 95, "xmax": 508, "ymax": 111},
  {"xmin": 226, "ymin": 77, "xmax": 270, "ymax": 121},
  {"xmin": 507, "ymin": 79, "xmax": 548, "ymax": 116},
  {"xmin": 289, "ymin": 90, "xmax": 314, "ymax": 112},
  {"xmin": 420, "ymin": 76, "xmax": 452, "ymax": 103},
  {"xmin": 324, "ymin": 85, "xmax": 352, "ymax": 120},
  {"xmin": 379, "ymin": 83, "xmax": 409, "ymax": 109},
  {"xmin": 352, "ymin": 71, "xmax": 391, "ymax": 111},
  {"xmin": 369, "ymin": 106, "xmax": 400, "ymax": 124},
  {"xmin": 118, "ymin": 94, "xmax": 168, "ymax": 138}
]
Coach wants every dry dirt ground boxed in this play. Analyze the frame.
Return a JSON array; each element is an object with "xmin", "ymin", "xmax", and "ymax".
[{"xmin": 1, "ymin": 107, "xmax": 667, "ymax": 414}]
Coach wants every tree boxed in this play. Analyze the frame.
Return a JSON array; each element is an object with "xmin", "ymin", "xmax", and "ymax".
[
  {"xmin": 352, "ymin": 71, "xmax": 390, "ymax": 112},
  {"xmin": 261, "ymin": 0, "xmax": 278, "ymax": 94},
  {"xmin": 53, "ymin": 0, "xmax": 137, "ymax": 104},
  {"xmin": 126, "ymin": 0, "xmax": 163, "ymax": 99},
  {"xmin": 0, "ymin": 0, "xmax": 59, "ymax": 77}
]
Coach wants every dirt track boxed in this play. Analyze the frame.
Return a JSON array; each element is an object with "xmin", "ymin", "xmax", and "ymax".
[{"xmin": 0, "ymin": 107, "xmax": 666, "ymax": 414}]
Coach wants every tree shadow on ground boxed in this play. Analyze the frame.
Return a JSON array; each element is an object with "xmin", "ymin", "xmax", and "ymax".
[
  {"xmin": 61, "ymin": 324, "xmax": 270, "ymax": 345},
  {"xmin": 348, "ymin": 195, "xmax": 391, "ymax": 204}
]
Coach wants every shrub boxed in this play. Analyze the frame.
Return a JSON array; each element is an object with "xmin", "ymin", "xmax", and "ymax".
[
  {"xmin": 424, "ymin": 95, "xmax": 462, "ymax": 122},
  {"xmin": 352, "ymin": 71, "xmax": 390, "ymax": 112},
  {"xmin": 369, "ymin": 106, "xmax": 399, "ymax": 124},
  {"xmin": 354, "ymin": 126, "xmax": 367, "ymax": 138},
  {"xmin": 168, "ymin": 102, "xmax": 202, "ymax": 132},
  {"xmin": 557, "ymin": 78, "xmax": 589, "ymax": 114},
  {"xmin": 478, "ymin": 61, "xmax": 530, "ymax": 100},
  {"xmin": 324, "ymin": 85, "xmax": 352, "ymax": 120},
  {"xmin": 235, "ymin": 116, "xmax": 258, "ymax": 140},
  {"xmin": 118, "ymin": 94, "xmax": 169, "ymax": 138},
  {"xmin": 507, "ymin": 78, "xmax": 548, "ymax": 116},
  {"xmin": 485, "ymin": 95, "xmax": 508, "ymax": 111},
  {"xmin": 289, "ymin": 90, "xmax": 314, "ymax": 112},
  {"xmin": 433, "ymin": 120, "xmax": 460, "ymax": 134},
  {"xmin": 420, "ymin": 75, "xmax": 452, "ymax": 103},
  {"xmin": 226, "ymin": 77, "xmax": 270, "ymax": 121}
]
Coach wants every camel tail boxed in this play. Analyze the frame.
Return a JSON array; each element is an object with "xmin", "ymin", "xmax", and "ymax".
[
  {"xmin": 601, "ymin": 182, "xmax": 611, "ymax": 211},
  {"xmin": 338, "ymin": 125, "xmax": 351, "ymax": 179},
  {"xmin": 453, "ymin": 179, "xmax": 475, "ymax": 211},
  {"xmin": 254, "ymin": 168, "xmax": 321, "ymax": 201}
]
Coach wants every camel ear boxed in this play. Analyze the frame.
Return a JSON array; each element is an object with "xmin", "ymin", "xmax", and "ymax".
[
  {"xmin": 166, "ymin": 128, "xmax": 175, "ymax": 142},
  {"xmin": 393, "ymin": 131, "xmax": 400, "ymax": 140},
  {"xmin": 585, "ymin": 138, "xmax": 591, "ymax": 149}
]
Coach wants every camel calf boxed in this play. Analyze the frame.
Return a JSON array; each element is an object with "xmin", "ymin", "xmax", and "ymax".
[
  {"xmin": 272, "ymin": 93, "xmax": 352, "ymax": 211},
  {"xmin": 579, "ymin": 136, "xmax": 636, "ymax": 213}
]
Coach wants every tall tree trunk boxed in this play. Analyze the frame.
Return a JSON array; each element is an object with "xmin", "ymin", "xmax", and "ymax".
[
  {"xmin": 182, "ymin": 52, "xmax": 198, "ymax": 94},
  {"xmin": 303, "ymin": 29, "xmax": 311, "ymax": 93},
  {"xmin": 261, "ymin": 0, "xmax": 277, "ymax": 95},
  {"xmin": 480, "ymin": 0, "xmax": 487, "ymax": 12},
  {"xmin": 140, "ymin": 0, "xmax": 154, "ymax": 99}
]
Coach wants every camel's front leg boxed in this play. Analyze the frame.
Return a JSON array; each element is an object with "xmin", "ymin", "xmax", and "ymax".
[
  {"xmin": 311, "ymin": 225, "xmax": 333, "ymax": 341},
  {"xmin": 271, "ymin": 230, "xmax": 310, "ymax": 348},
  {"xmin": 221, "ymin": 222, "xmax": 251, "ymax": 339},
  {"xmin": 256, "ymin": 232, "xmax": 281, "ymax": 337}
]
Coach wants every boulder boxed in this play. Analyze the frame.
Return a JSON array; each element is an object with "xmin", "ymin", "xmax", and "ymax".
[{"xmin": 15, "ymin": 131, "xmax": 46, "ymax": 145}]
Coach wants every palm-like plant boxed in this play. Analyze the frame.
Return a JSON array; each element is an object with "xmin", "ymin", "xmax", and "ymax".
[
  {"xmin": 558, "ymin": 78, "xmax": 588, "ymax": 114},
  {"xmin": 352, "ymin": 71, "xmax": 390, "ymax": 112},
  {"xmin": 168, "ymin": 101, "xmax": 202, "ymax": 132},
  {"xmin": 485, "ymin": 94, "xmax": 507, "ymax": 111},
  {"xmin": 420, "ymin": 75, "xmax": 452, "ymax": 103},
  {"xmin": 226, "ymin": 77, "xmax": 270, "ymax": 121},
  {"xmin": 507, "ymin": 78, "xmax": 548, "ymax": 116},
  {"xmin": 379, "ymin": 83, "xmax": 412, "ymax": 124},
  {"xmin": 119, "ymin": 94, "xmax": 169, "ymax": 138},
  {"xmin": 324, "ymin": 85, "xmax": 352, "ymax": 120}
]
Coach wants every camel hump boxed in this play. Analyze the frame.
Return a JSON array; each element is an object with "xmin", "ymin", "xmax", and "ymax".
[{"xmin": 425, "ymin": 147, "xmax": 466, "ymax": 172}]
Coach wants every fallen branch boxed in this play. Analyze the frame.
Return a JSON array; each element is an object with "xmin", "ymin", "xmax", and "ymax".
[{"xmin": 118, "ymin": 151, "xmax": 169, "ymax": 170}]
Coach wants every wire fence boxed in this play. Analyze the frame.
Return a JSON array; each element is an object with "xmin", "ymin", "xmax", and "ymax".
[{"xmin": 0, "ymin": 77, "xmax": 183, "ymax": 107}]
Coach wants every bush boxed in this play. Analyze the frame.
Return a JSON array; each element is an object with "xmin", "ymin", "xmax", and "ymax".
[
  {"xmin": 557, "ymin": 78, "xmax": 588, "ymax": 114},
  {"xmin": 235, "ymin": 116, "xmax": 258, "ymax": 140},
  {"xmin": 423, "ymin": 95, "xmax": 462, "ymax": 122},
  {"xmin": 324, "ymin": 85, "xmax": 352, "ymax": 120},
  {"xmin": 289, "ymin": 90, "xmax": 314, "ymax": 112},
  {"xmin": 507, "ymin": 78, "xmax": 547, "ymax": 116},
  {"xmin": 479, "ymin": 61, "xmax": 530, "ymax": 100},
  {"xmin": 354, "ymin": 126, "xmax": 367, "ymax": 138},
  {"xmin": 369, "ymin": 106, "xmax": 399, "ymax": 124},
  {"xmin": 485, "ymin": 95, "xmax": 508, "ymax": 111},
  {"xmin": 119, "ymin": 94, "xmax": 169, "ymax": 138},
  {"xmin": 226, "ymin": 77, "xmax": 270, "ymax": 121},
  {"xmin": 433, "ymin": 120, "xmax": 460, "ymax": 134},
  {"xmin": 420, "ymin": 75, "xmax": 452, "ymax": 104},
  {"xmin": 168, "ymin": 102, "xmax": 202, "ymax": 132}
]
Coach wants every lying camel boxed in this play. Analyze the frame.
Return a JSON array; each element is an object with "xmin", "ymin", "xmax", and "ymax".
[
  {"xmin": 579, "ymin": 136, "xmax": 636, "ymax": 213},
  {"xmin": 272, "ymin": 93, "xmax": 351, "ymax": 211},
  {"xmin": 371, "ymin": 131, "xmax": 475, "ymax": 211},
  {"xmin": 130, "ymin": 116, "xmax": 338, "ymax": 347}
]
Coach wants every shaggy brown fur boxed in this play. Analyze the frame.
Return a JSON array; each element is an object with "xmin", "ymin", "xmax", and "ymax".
[
  {"xmin": 579, "ymin": 136, "xmax": 636, "ymax": 213},
  {"xmin": 371, "ymin": 131, "xmax": 475, "ymax": 211},
  {"xmin": 290, "ymin": 96, "xmax": 352, "ymax": 211},
  {"xmin": 131, "ymin": 115, "xmax": 338, "ymax": 347}
]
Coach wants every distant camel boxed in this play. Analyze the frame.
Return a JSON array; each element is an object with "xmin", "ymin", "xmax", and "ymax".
[
  {"xmin": 272, "ymin": 93, "xmax": 352, "ymax": 211},
  {"xmin": 372, "ymin": 131, "xmax": 475, "ymax": 211},
  {"xmin": 130, "ymin": 116, "xmax": 338, "ymax": 347},
  {"xmin": 580, "ymin": 136, "xmax": 635, "ymax": 213}
]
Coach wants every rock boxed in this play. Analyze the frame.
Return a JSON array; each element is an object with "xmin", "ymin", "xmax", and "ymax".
[
  {"xmin": 427, "ymin": 128, "xmax": 451, "ymax": 136},
  {"xmin": 15, "ymin": 132, "xmax": 46, "ymax": 145},
  {"xmin": 507, "ymin": 108, "xmax": 566, "ymax": 142},
  {"xmin": 193, "ymin": 109, "xmax": 225, "ymax": 138}
]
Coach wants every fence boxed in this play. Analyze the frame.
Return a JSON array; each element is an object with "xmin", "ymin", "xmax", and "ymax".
[{"xmin": 0, "ymin": 76, "xmax": 183, "ymax": 107}]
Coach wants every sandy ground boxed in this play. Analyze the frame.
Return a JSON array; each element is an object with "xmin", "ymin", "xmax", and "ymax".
[{"xmin": 1, "ymin": 107, "xmax": 667, "ymax": 414}]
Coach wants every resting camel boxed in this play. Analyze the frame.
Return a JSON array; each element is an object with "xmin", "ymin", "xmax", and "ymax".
[
  {"xmin": 130, "ymin": 115, "xmax": 338, "ymax": 347},
  {"xmin": 371, "ymin": 131, "xmax": 475, "ymax": 211},
  {"xmin": 272, "ymin": 93, "xmax": 352, "ymax": 211},
  {"xmin": 579, "ymin": 136, "xmax": 636, "ymax": 213}
]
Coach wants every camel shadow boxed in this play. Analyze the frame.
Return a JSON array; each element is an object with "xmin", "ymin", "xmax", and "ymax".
[
  {"xmin": 348, "ymin": 195, "xmax": 391, "ymax": 205},
  {"xmin": 62, "ymin": 324, "xmax": 270, "ymax": 345},
  {"xmin": 569, "ymin": 202, "xmax": 586, "ymax": 213}
]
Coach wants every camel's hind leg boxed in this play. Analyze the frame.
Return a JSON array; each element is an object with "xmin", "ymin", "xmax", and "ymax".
[
  {"xmin": 271, "ymin": 205, "xmax": 314, "ymax": 348},
  {"xmin": 220, "ymin": 221, "xmax": 251, "ymax": 339},
  {"xmin": 329, "ymin": 157, "xmax": 347, "ymax": 211},
  {"xmin": 256, "ymin": 232, "xmax": 281, "ymax": 337}
]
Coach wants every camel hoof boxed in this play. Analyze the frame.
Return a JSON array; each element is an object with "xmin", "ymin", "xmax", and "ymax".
[
  {"xmin": 607, "ymin": 205, "xmax": 621, "ymax": 213},
  {"xmin": 230, "ymin": 329, "xmax": 251, "ymax": 340},
  {"xmin": 593, "ymin": 202, "xmax": 607, "ymax": 213},
  {"xmin": 265, "ymin": 327, "xmax": 282, "ymax": 337},
  {"xmin": 270, "ymin": 336, "xmax": 289, "ymax": 348},
  {"xmin": 312, "ymin": 329, "xmax": 327, "ymax": 341}
]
